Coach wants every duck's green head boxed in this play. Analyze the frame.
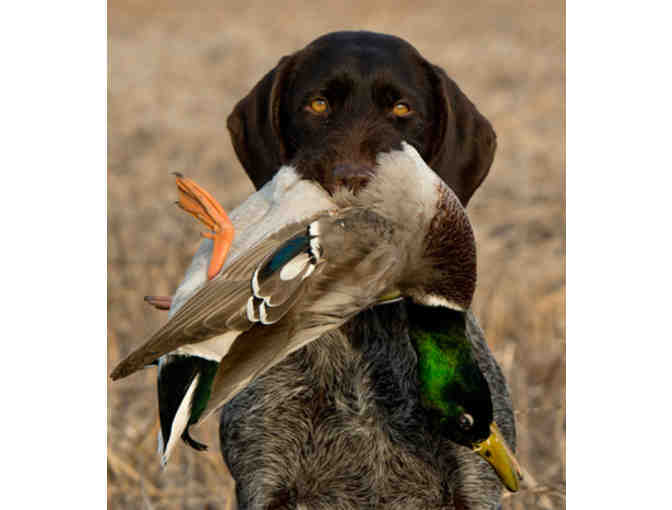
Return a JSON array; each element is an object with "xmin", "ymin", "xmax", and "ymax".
[
  {"xmin": 406, "ymin": 302, "xmax": 522, "ymax": 492},
  {"xmin": 407, "ymin": 304, "xmax": 492, "ymax": 442}
]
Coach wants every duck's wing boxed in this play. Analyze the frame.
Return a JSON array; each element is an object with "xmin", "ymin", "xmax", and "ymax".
[
  {"xmin": 109, "ymin": 214, "xmax": 322, "ymax": 380},
  {"xmin": 111, "ymin": 208, "xmax": 396, "ymax": 381},
  {"xmin": 198, "ymin": 209, "xmax": 406, "ymax": 421}
]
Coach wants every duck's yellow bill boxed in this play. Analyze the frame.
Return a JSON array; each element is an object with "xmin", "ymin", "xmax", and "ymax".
[{"xmin": 472, "ymin": 422, "xmax": 522, "ymax": 492}]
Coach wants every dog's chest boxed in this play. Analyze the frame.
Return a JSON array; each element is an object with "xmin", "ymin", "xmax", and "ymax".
[
  {"xmin": 219, "ymin": 304, "xmax": 509, "ymax": 510},
  {"xmin": 219, "ymin": 305, "xmax": 460, "ymax": 509}
]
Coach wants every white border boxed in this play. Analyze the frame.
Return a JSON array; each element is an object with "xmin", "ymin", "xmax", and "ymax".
[
  {"xmin": 568, "ymin": 2, "xmax": 671, "ymax": 507},
  {"xmin": 1, "ymin": 2, "xmax": 105, "ymax": 506}
]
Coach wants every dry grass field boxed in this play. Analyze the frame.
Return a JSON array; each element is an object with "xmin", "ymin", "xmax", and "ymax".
[{"xmin": 108, "ymin": 1, "xmax": 565, "ymax": 508}]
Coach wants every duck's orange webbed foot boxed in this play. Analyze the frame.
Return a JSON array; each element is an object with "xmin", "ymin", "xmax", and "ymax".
[{"xmin": 174, "ymin": 173, "xmax": 235, "ymax": 280}]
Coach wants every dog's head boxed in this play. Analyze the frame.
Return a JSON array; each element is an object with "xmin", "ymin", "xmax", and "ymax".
[{"xmin": 227, "ymin": 31, "xmax": 496, "ymax": 206}]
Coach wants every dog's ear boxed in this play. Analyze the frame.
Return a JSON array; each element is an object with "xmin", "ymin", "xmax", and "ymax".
[
  {"xmin": 227, "ymin": 56, "xmax": 295, "ymax": 190},
  {"xmin": 426, "ymin": 64, "xmax": 497, "ymax": 206}
]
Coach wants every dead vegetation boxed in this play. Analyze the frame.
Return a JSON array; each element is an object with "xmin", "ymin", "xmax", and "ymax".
[{"xmin": 108, "ymin": 1, "xmax": 564, "ymax": 508}]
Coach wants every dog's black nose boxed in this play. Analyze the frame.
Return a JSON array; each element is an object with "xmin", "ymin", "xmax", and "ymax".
[{"xmin": 332, "ymin": 164, "xmax": 373, "ymax": 192}]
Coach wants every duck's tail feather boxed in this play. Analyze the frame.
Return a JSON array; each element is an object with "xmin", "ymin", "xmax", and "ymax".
[{"xmin": 156, "ymin": 356, "xmax": 206, "ymax": 466}]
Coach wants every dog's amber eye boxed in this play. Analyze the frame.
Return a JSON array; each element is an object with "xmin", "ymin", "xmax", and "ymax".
[
  {"xmin": 392, "ymin": 102, "xmax": 411, "ymax": 117},
  {"xmin": 308, "ymin": 98, "xmax": 329, "ymax": 114}
]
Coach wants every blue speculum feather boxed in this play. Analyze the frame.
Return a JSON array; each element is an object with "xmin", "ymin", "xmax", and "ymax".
[{"xmin": 258, "ymin": 235, "xmax": 310, "ymax": 281}]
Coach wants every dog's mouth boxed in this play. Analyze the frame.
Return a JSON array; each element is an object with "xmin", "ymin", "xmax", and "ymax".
[
  {"xmin": 331, "ymin": 163, "xmax": 374, "ymax": 194},
  {"xmin": 291, "ymin": 153, "xmax": 377, "ymax": 195}
]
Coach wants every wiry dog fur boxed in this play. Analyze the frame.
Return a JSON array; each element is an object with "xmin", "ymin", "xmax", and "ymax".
[{"xmin": 221, "ymin": 307, "xmax": 514, "ymax": 510}]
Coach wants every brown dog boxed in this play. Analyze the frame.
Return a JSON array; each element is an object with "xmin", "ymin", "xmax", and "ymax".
[
  {"xmin": 228, "ymin": 31, "xmax": 496, "ymax": 205},
  {"xmin": 220, "ymin": 31, "xmax": 514, "ymax": 510}
]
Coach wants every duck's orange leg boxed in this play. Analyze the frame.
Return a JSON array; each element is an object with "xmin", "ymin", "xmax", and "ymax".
[{"xmin": 174, "ymin": 173, "xmax": 235, "ymax": 280}]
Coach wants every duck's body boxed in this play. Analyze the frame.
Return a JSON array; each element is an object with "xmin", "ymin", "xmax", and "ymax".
[
  {"xmin": 220, "ymin": 305, "xmax": 515, "ymax": 510},
  {"xmin": 112, "ymin": 143, "xmax": 477, "ymax": 447},
  {"xmin": 111, "ymin": 142, "xmax": 519, "ymax": 507}
]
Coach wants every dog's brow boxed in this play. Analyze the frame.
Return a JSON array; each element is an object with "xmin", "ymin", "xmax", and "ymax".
[
  {"xmin": 373, "ymin": 81, "xmax": 423, "ymax": 106},
  {"xmin": 324, "ymin": 77, "xmax": 355, "ymax": 97},
  {"xmin": 296, "ymin": 74, "xmax": 354, "ymax": 102}
]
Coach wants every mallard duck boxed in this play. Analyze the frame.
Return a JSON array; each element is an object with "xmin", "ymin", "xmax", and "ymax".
[{"xmin": 111, "ymin": 143, "xmax": 519, "ymax": 491}]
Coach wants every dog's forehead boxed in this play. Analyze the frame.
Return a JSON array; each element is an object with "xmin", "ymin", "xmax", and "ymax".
[
  {"xmin": 292, "ymin": 32, "xmax": 425, "ymax": 89},
  {"xmin": 305, "ymin": 31, "xmax": 418, "ymax": 57}
]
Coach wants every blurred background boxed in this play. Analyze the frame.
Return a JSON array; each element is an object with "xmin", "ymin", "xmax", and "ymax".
[{"xmin": 108, "ymin": 0, "xmax": 565, "ymax": 508}]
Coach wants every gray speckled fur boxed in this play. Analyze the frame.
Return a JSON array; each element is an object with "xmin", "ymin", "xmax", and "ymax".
[{"xmin": 219, "ymin": 304, "xmax": 515, "ymax": 510}]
